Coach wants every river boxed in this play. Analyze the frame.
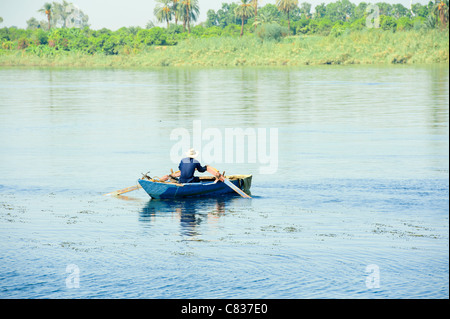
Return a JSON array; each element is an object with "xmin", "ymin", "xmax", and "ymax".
[{"xmin": 0, "ymin": 65, "xmax": 448, "ymax": 298}]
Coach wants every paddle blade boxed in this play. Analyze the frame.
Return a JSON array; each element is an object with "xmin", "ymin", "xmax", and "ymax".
[
  {"xmin": 206, "ymin": 166, "xmax": 251, "ymax": 198},
  {"xmin": 223, "ymin": 178, "xmax": 252, "ymax": 198},
  {"xmin": 104, "ymin": 185, "xmax": 142, "ymax": 196}
]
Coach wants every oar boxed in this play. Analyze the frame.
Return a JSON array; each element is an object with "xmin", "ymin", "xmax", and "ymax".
[
  {"xmin": 206, "ymin": 166, "xmax": 251, "ymax": 199},
  {"xmin": 104, "ymin": 184, "xmax": 142, "ymax": 196},
  {"xmin": 104, "ymin": 170, "xmax": 181, "ymax": 196},
  {"xmin": 160, "ymin": 169, "xmax": 180, "ymax": 182}
]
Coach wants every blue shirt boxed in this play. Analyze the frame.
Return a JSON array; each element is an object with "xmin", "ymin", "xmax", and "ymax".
[{"xmin": 178, "ymin": 157, "xmax": 207, "ymax": 183}]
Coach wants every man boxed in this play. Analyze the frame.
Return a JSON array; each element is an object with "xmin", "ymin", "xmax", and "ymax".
[{"xmin": 178, "ymin": 148, "xmax": 207, "ymax": 184}]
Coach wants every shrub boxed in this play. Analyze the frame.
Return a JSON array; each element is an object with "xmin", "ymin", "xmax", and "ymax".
[
  {"xmin": 87, "ymin": 36, "xmax": 104, "ymax": 54},
  {"xmin": 256, "ymin": 23, "xmax": 288, "ymax": 42},
  {"xmin": 380, "ymin": 15, "xmax": 397, "ymax": 31},
  {"xmin": 350, "ymin": 17, "xmax": 366, "ymax": 31},
  {"xmin": 136, "ymin": 27, "xmax": 167, "ymax": 46},
  {"xmin": 167, "ymin": 24, "xmax": 184, "ymax": 34},
  {"xmin": 293, "ymin": 19, "xmax": 310, "ymax": 34},
  {"xmin": 330, "ymin": 24, "xmax": 345, "ymax": 37},
  {"xmin": 103, "ymin": 35, "xmax": 121, "ymax": 55},
  {"xmin": 202, "ymin": 26, "xmax": 222, "ymax": 38},
  {"xmin": 47, "ymin": 29, "xmax": 72, "ymax": 50},
  {"xmin": 25, "ymin": 44, "xmax": 57, "ymax": 57},
  {"xmin": 17, "ymin": 38, "xmax": 29, "ymax": 49},
  {"xmin": 190, "ymin": 25, "xmax": 206, "ymax": 37},
  {"xmin": 412, "ymin": 17, "xmax": 426, "ymax": 30},
  {"xmin": 35, "ymin": 29, "xmax": 48, "ymax": 45},
  {"xmin": 316, "ymin": 19, "xmax": 333, "ymax": 35},
  {"xmin": 396, "ymin": 17, "xmax": 413, "ymax": 31},
  {"xmin": 1, "ymin": 40, "xmax": 14, "ymax": 50},
  {"xmin": 306, "ymin": 20, "xmax": 319, "ymax": 33},
  {"xmin": 222, "ymin": 24, "xmax": 241, "ymax": 37}
]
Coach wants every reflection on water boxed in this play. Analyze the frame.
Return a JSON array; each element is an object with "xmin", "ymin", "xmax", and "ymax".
[
  {"xmin": 1, "ymin": 66, "xmax": 447, "ymax": 189},
  {"xmin": 140, "ymin": 197, "xmax": 231, "ymax": 237}
]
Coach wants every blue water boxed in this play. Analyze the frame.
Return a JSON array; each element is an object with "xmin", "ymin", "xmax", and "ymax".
[{"xmin": 0, "ymin": 66, "xmax": 448, "ymax": 299}]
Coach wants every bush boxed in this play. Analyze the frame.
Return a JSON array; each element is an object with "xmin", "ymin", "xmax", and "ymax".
[
  {"xmin": 190, "ymin": 25, "xmax": 205, "ymax": 37},
  {"xmin": 306, "ymin": 20, "xmax": 319, "ymax": 33},
  {"xmin": 136, "ymin": 27, "xmax": 167, "ymax": 46},
  {"xmin": 1, "ymin": 40, "xmax": 14, "ymax": 50},
  {"xmin": 202, "ymin": 26, "xmax": 222, "ymax": 38},
  {"xmin": 103, "ymin": 35, "xmax": 121, "ymax": 55},
  {"xmin": 330, "ymin": 24, "xmax": 345, "ymax": 37},
  {"xmin": 293, "ymin": 19, "xmax": 310, "ymax": 35},
  {"xmin": 316, "ymin": 19, "xmax": 333, "ymax": 35},
  {"xmin": 350, "ymin": 17, "xmax": 366, "ymax": 31},
  {"xmin": 25, "ymin": 44, "xmax": 57, "ymax": 57},
  {"xmin": 0, "ymin": 27, "xmax": 10, "ymax": 41},
  {"xmin": 35, "ymin": 29, "xmax": 48, "ymax": 45},
  {"xmin": 412, "ymin": 17, "xmax": 426, "ymax": 30},
  {"xmin": 380, "ymin": 15, "xmax": 397, "ymax": 31},
  {"xmin": 167, "ymin": 24, "xmax": 184, "ymax": 35},
  {"xmin": 396, "ymin": 17, "xmax": 413, "ymax": 31},
  {"xmin": 87, "ymin": 36, "xmax": 105, "ymax": 54},
  {"xmin": 47, "ymin": 28, "xmax": 75, "ymax": 51},
  {"xmin": 222, "ymin": 24, "xmax": 241, "ymax": 37},
  {"xmin": 256, "ymin": 23, "xmax": 288, "ymax": 42},
  {"xmin": 17, "ymin": 38, "xmax": 29, "ymax": 49}
]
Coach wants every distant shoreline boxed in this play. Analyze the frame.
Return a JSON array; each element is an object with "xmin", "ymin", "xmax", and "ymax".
[{"xmin": 1, "ymin": 30, "xmax": 448, "ymax": 68}]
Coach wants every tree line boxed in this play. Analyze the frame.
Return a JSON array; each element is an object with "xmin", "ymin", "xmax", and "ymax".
[
  {"xmin": 151, "ymin": 0, "xmax": 449, "ymax": 36},
  {"xmin": 0, "ymin": 0, "xmax": 448, "ymax": 56},
  {"xmin": 209, "ymin": 0, "xmax": 448, "ymax": 31}
]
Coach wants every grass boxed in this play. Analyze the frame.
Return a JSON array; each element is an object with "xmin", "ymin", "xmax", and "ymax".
[{"xmin": 0, "ymin": 29, "xmax": 448, "ymax": 68}]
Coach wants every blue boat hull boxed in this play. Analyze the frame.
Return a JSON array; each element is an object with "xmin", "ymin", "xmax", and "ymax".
[{"xmin": 138, "ymin": 176, "xmax": 252, "ymax": 199}]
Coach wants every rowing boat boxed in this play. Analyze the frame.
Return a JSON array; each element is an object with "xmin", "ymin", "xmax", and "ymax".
[{"xmin": 138, "ymin": 175, "xmax": 252, "ymax": 199}]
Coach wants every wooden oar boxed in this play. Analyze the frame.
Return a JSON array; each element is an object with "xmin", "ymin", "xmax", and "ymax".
[
  {"xmin": 104, "ymin": 169, "xmax": 180, "ymax": 196},
  {"xmin": 160, "ymin": 170, "xmax": 180, "ymax": 182},
  {"xmin": 206, "ymin": 166, "xmax": 251, "ymax": 199},
  {"xmin": 104, "ymin": 184, "xmax": 142, "ymax": 196}
]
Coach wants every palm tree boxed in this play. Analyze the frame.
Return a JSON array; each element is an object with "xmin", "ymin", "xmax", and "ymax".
[
  {"xmin": 434, "ymin": 0, "xmax": 449, "ymax": 28},
  {"xmin": 180, "ymin": 0, "xmax": 200, "ymax": 33},
  {"xmin": 252, "ymin": 0, "xmax": 259, "ymax": 30},
  {"xmin": 154, "ymin": 0, "xmax": 173, "ymax": 28},
  {"xmin": 38, "ymin": 2, "xmax": 52, "ymax": 30},
  {"xmin": 172, "ymin": 0, "xmax": 181, "ymax": 25},
  {"xmin": 252, "ymin": 11, "xmax": 279, "ymax": 29},
  {"xmin": 235, "ymin": 0, "xmax": 255, "ymax": 37},
  {"xmin": 258, "ymin": 12, "xmax": 278, "ymax": 24},
  {"xmin": 276, "ymin": 0, "xmax": 298, "ymax": 35}
]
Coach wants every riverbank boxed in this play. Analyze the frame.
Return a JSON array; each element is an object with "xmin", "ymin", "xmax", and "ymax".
[{"xmin": 0, "ymin": 29, "xmax": 448, "ymax": 67}]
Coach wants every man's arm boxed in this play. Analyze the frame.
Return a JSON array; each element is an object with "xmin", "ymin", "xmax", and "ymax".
[{"xmin": 196, "ymin": 163, "xmax": 207, "ymax": 173}]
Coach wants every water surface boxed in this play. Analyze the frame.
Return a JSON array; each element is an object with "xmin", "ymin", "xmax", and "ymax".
[{"xmin": 0, "ymin": 66, "xmax": 448, "ymax": 298}]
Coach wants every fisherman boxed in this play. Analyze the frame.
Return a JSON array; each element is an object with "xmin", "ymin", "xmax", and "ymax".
[{"xmin": 178, "ymin": 148, "xmax": 208, "ymax": 184}]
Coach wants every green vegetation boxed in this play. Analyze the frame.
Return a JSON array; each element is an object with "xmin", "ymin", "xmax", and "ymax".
[
  {"xmin": 276, "ymin": 0, "xmax": 299, "ymax": 34},
  {"xmin": 38, "ymin": 2, "xmax": 53, "ymax": 30},
  {"xmin": 235, "ymin": 0, "xmax": 255, "ymax": 37},
  {"xmin": 0, "ymin": 0, "xmax": 448, "ymax": 67},
  {"xmin": 1, "ymin": 30, "xmax": 447, "ymax": 67}
]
